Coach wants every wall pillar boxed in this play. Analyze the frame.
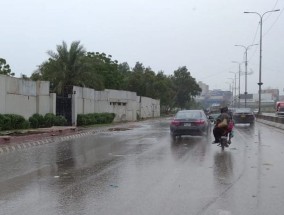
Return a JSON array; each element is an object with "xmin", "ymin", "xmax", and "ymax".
[
  {"xmin": 72, "ymin": 93, "xmax": 77, "ymax": 126},
  {"xmin": 36, "ymin": 81, "xmax": 40, "ymax": 114},
  {"xmin": 50, "ymin": 93, "xmax": 56, "ymax": 115},
  {"xmin": 0, "ymin": 75, "xmax": 6, "ymax": 114}
]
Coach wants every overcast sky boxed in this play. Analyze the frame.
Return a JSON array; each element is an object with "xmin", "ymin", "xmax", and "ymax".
[{"xmin": 1, "ymin": 0, "xmax": 283, "ymax": 94}]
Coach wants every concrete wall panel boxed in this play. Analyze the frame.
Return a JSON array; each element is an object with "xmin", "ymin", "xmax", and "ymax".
[
  {"xmin": 83, "ymin": 99, "xmax": 95, "ymax": 114},
  {"xmin": 74, "ymin": 86, "xmax": 83, "ymax": 98},
  {"xmin": 6, "ymin": 94, "xmax": 36, "ymax": 118},
  {"xmin": 1, "ymin": 76, "xmax": 54, "ymax": 119},
  {"xmin": 83, "ymin": 88, "xmax": 95, "ymax": 100},
  {"xmin": 36, "ymin": 81, "xmax": 49, "ymax": 96},
  {"xmin": 0, "ymin": 75, "xmax": 6, "ymax": 113},
  {"xmin": 95, "ymin": 91, "xmax": 108, "ymax": 101},
  {"xmin": 77, "ymin": 98, "xmax": 84, "ymax": 114},
  {"xmin": 6, "ymin": 77, "xmax": 37, "ymax": 96},
  {"xmin": 37, "ymin": 96, "xmax": 52, "ymax": 116}
]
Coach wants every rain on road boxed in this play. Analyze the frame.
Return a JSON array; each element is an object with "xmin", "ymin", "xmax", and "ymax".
[{"xmin": 0, "ymin": 118, "xmax": 284, "ymax": 215}]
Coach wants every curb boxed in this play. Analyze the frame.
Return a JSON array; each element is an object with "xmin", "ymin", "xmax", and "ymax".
[
  {"xmin": 256, "ymin": 118, "xmax": 284, "ymax": 130},
  {"xmin": 0, "ymin": 128, "xmax": 108, "ymax": 155}
]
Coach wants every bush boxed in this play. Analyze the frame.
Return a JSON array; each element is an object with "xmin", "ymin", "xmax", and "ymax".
[
  {"xmin": 77, "ymin": 114, "xmax": 87, "ymax": 126},
  {"xmin": 0, "ymin": 113, "xmax": 67, "ymax": 131},
  {"xmin": 29, "ymin": 113, "xmax": 67, "ymax": 128},
  {"xmin": 77, "ymin": 112, "xmax": 115, "ymax": 126},
  {"xmin": 0, "ymin": 114, "xmax": 4, "ymax": 131},
  {"xmin": 29, "ymin": 116, "xmax": 39, "ymax": 129},
  {"xmin": 0, "ymin": 114, "xmax": 30, "ymax": 130},
  {"xmin": 1, "ymin": 115, "xmax": 12, "ymax": 130},
  {"xmin": 44, "ymin": 113, "xmax": 57, "ymax": 127},
  {"xmin": 54, "ymin": 115, "xmax": 67, "ymax": 126},
  {"xmin": 29, "ymin": 113, "xmax": 45, "ymax": 128},
  {"xmin": 7, "ymin": 114, "xmax": 27, "ymax": 129}
]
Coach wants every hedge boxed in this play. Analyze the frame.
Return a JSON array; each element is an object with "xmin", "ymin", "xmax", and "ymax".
[
  {"xmin": 77, "ymin": 113, "xmax": 115, "ymax": 126},
  {"xmin": 0, "ymin": 114, "xmax": 30, "ymax": 131},
  {"xmin": 0, "ymin": 113, "xmax": 68, "ymax": 131},
  {"xmin": 29, "ymin": 113, "xmax": 67, "ymax": 128}
]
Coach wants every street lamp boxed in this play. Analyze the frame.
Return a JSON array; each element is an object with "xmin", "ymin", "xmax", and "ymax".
[
  {"xmin": 244, "ymin": 9, "xmax": 280, "ymax": 114},
  {"xmin": 229, "ymin": 71, "xmax": 238, "ymax": 108},
  {"xmin": 227, "ymin": 78, "xmax": 235, "ymax": 107},
  {"xmin": 225, "ymin": 81, "xmax": 232, "ymax": 105},
  {"xmin": 232, "ymin": 61, "xmax": 243, "ymax": 107},
  {"xmin": 234, "ymin": 44, "xmax": 258, "ymax": 108}
]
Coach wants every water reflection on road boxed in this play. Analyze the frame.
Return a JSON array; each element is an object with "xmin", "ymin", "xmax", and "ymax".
[{"xmin": 1, "ymin": 119, "xmax": 284, "ymax": 215}]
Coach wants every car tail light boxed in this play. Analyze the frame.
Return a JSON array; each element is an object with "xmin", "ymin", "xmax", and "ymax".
[
  {"xmin": 171, "ymin": 120, "xmax": 181, "ymax": 126},
  {"xmin": 194, "ymin": 119, "xmax": 205, "ymax": 125}
]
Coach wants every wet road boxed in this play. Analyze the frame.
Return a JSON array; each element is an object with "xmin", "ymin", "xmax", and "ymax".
[{"xmin": 1, "ymin": 118, "xmax": 284, "ymax": 215}]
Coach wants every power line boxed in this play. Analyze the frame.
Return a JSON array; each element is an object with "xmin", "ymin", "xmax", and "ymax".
[
  {"xmin": 247, "ymin": 4, "xmax": 283, "ymax": 62},
  {"xmin": 263, "ymin": 6, "xmax": 284, "ymax": 37}
]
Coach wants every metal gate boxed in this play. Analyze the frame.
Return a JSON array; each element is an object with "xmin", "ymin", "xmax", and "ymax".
[{"xmin": 56, "ymin": 86, "xmax": 73, "ymax": 126}]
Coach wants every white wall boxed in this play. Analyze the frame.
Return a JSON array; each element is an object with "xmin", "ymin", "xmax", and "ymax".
[
  {"xmin": 138, "ymin": 96, "xmax": 160, "ymax": 119},
  {"xmin": 72, "ymin": 87, "xmax": 160, "ymax": 124},
  {"xmin": 0, "ymin": 75, "xmax": 160, "ymax": 123},
  {"xmin": 0, "ymin": 75, "xmax": 55, "ymax": 119},
  {"xmin": 0, "ymin": 75, "xmax": 6, "ymax": 113}
]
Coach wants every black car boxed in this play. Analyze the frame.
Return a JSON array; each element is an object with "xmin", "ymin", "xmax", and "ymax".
[
  {"xmin": 170, "ymin": 110, "xmax": 210, "ymax": 138},
  {"xmin": 233, "ymin": 108, "xmax": 255, "ymax": 125}
]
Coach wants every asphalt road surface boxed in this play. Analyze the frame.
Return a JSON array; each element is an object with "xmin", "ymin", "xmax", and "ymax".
[{"xmin": 0, "ymin": 118, "xmax": 284, "ymax": 215}]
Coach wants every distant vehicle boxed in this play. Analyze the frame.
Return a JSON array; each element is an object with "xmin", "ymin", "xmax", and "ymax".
[
  {"xmin": 253, "ymin": 109, "xmax": 259, "ymax": 115},
  {"xmin": 170, "ymin": 110, "xmax": 210, "ymax": 138},
  {"xmin": 275, "ymin": 101, "xmax": 284, "ymax": 117},
  {"xmin": 208, "ymin": 112, "xmax": 220, "ymax": 123},
  {"xmin": 209, "ymin": 104, "xmax": 221, "ymax": 113},
  {"xmin": 233, "ymin": 108, "xmax": 255, "ymax": 125}
]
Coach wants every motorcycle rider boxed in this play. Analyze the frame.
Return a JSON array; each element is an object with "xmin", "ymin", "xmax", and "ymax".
[{"xmin": 212, "ymin": 106, "xmax": 232, "ymax": 144}]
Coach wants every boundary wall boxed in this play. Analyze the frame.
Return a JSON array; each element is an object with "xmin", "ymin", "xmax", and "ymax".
[
  {"xmin": 0, "ymin": 75, "xmax": 160, "ymax": 124},
  {"xmin": 0, "ymin": 75, "xmax": 55, "ymax": 119},
  {"xmin": 72, "ymin": 86, "xmax": 160, "ymax": 124}
]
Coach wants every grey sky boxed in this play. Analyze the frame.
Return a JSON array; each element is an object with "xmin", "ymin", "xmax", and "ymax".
[{"xmin": 1, "ymin": 0, "xmax": 283, "ymax": 94}]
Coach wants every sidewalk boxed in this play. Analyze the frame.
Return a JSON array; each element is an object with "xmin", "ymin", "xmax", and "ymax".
[
  {"xmin": 0, "ymin": 126, "xmax": 78, "ymax": 145},
  {"xmin": 0, "ymin": 122, "xmax": 140, "ymax": 154}
]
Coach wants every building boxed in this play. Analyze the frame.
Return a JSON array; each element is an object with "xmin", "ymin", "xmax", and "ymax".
[{"xmin": 198, "ymin": 81, "xmax": 209, "ymax": 96}]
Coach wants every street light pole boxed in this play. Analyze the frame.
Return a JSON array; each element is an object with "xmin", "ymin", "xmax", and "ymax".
[
  {"xmin": 232, "ymin": 61, "xmax": 243, "ymax": 107},
  {"xmin": 235, "ymin": 44, "xmax": 258, "ymax": 108},
  {"xmin": 229, "ymin": 71, "xmax": 238, "ymax": 108},
  {"xmin": 244, "ymin": 9, "xmax": 280, "ymax": 114},
  {"xmin": 227, "ymin": 78, "xmax": 235, "ymax": 107}
]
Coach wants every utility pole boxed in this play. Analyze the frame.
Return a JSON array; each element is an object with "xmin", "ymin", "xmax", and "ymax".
[
  {"xmin": 235, "ymin": 44, "xmax": 258, "ymax": 107},
  {"xmin": 244, "ymin": 9, "xmax": 280, "ymax": 114},
  {"xmin": 232, "ymin": 61, "xmax": 242, "ymax": 107}
]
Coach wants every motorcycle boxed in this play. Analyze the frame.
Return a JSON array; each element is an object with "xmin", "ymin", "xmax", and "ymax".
[
  {"xmin": 214, "ymin": 120, "xmax": 234, "ymax": 150},
  {"xmin": 219, "ymin": 131, "xmax": 233, "ymax": 150}
]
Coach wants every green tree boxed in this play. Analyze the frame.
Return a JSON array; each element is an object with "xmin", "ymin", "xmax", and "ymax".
[
  {"xmin": 171, "ymin": 66, "xmax": 201, "ymax": 109},
  {"xmin": 117, "ymin": 62, "xmax": 132, "ymax": 90},
  {"xmin": 153, "ymin": 71, "xmax": 175, "ymax": 113},
  {"xmin": 127, "ymin": 62, "xmax": 147, "ymax": 96},
  {"xmin": 0, "ymin": 58, "xmax": 14, "ymax": 76},
  {"xmin": 85, "ymin": 52, "xmax": 121, "ymax": 90},
  {"xmin": 31, "ymin": 41, "xmax": 90, "ymax": 94}
]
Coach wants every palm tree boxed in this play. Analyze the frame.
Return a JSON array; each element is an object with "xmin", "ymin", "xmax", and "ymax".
[
  {"xmin": 36, "ymin": 41, "xmax": 90, "ymax": 95},
  {"xmin": 50, "ymin": 41, "xmax": 88, "ymax": 94}
]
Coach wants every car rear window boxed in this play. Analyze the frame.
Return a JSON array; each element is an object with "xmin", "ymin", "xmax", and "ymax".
[
  {"xmin": 176, "ymin": 111, "xmax": 202, "ymax": 119},
  {"xmin": 235, "ymin": 108, "xmax": 252, "ymax": 113}
]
